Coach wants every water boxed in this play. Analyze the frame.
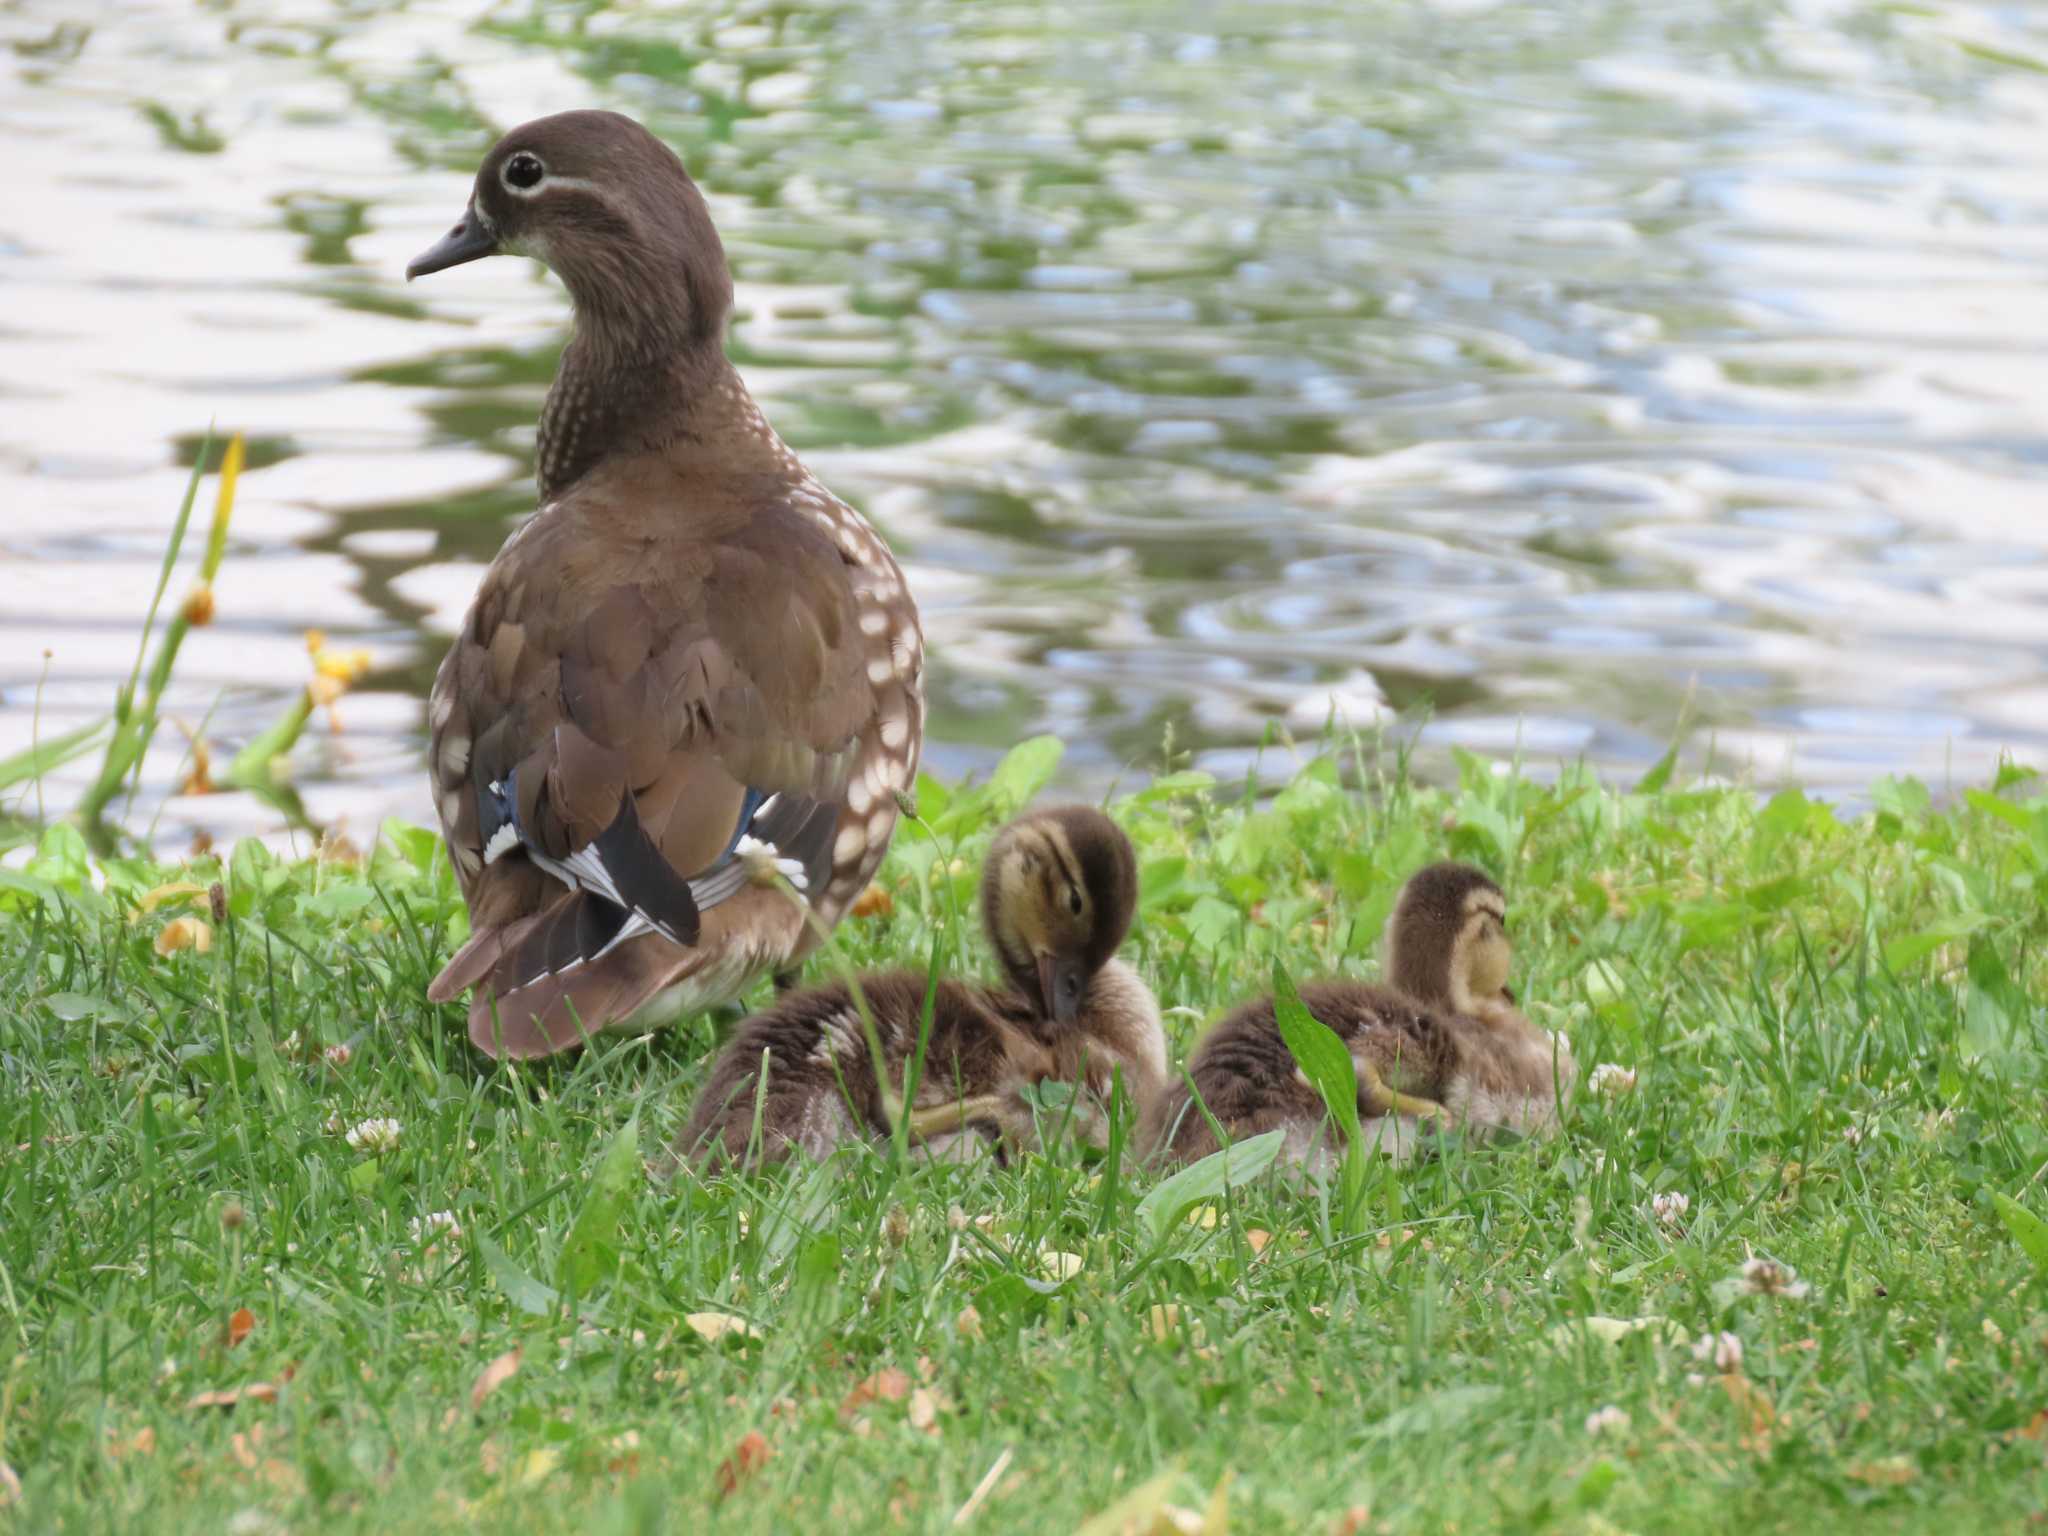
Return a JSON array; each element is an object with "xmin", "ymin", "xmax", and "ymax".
[{"xmin": 6, "ymin": 0, "xmax": 2048, "ymax": 846}]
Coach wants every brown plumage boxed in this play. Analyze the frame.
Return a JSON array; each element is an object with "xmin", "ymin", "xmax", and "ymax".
[
  {"xmin": 1147, "ymin": 862, "xmax": 1574, "ymax": 1168},
  {"xmin": 672, "ymin": 806, "xmax": 1166, "ymax": 1170},
  {"xmin": 407, "ymin": 111, "xmax": 924, "ymax": 1058}
]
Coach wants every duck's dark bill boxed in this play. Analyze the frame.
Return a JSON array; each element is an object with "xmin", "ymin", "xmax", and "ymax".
[{"xmin": 407, "ymin": 212, "xmax": 498, "ymax": 280}]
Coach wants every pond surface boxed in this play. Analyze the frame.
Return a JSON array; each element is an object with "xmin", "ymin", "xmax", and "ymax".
[{"xmin": 6, "ymin": 0, "xmax": 2048, "ymax": 845}]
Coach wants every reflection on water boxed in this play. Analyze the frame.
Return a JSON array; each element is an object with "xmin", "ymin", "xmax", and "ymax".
[{"xmin": 5, "ymin": 0, "xmax": 2048, "ymax": 843}]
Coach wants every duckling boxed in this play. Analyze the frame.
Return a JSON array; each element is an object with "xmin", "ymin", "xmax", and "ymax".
[
  {"xmin": 672, "ymin": 806, "xmax": 1165, "ymax": 1169},
  {"xmin": 1146, "ymin": 862, "xmax": 1571, "ymax": 1170}
]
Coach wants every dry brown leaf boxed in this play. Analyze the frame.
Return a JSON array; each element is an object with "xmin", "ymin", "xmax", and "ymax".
[
  {"xmin": 155, "ymin": 917, "xmax": 212, "ymax": 956},
  {"xmin": 224, "ymin": 1308, "xmax": 255, "ymax": 1349},
  {"xmin": 187, "ymin": 1364, "xmax": 294, "ymax": 1411},
  {"xmin": 841, "ymin": 1366, "xmax": 912, "ymax": 1420},
  {"xmin": 2008, "ymin": 1409, "xmax": 2048, "ymax": 1443},
  {"xmin": 137, "ymin": 881, "xmax": 208, "ymax": 914},
  {"xmin": 1719, "ymin": 1372, "xmax": 1775, "ymax": 1452},
  {"xmin": 716, "ymin": 1430, "xmax": 771, "ymax": 1497},
  {"xmin": 954, "ymin": 1305, "xmax": 984, "ymax": 1341},
  {"xmin": 684, "ymin": 1311, "xmax": 760, "ymax": 1345},
  {"xmin": 1202, "ymin": 1471, "xmax": 1232, "ymax": 1536},
  {"xmin": 850, "ymin": 883, "xmax": 895, "ymax": 920},
  {"xmin": 1244, "ymin": 1230, "xmax": 1272, "ymax": 1259},
  {"xmin": 1040, "ymin": 1249, "xmax": 1084, "ymax": 1282},
  {"xmin": 228, "ymin": 1426, "xmax": 264, "ymax": 1470},
  {"xmin": 607, "ymin": 1430, "xmax": 643, "ymax": 1476},
  {"xmin": 106, "ymin": 1426, "xmax": 157, "ymax": 1461},
  {"xmin": 1845, "ymin": 1457, "xmax": 1917, "ymax": 1487},
  {"xmin": 1075, "ymin": 1466, "xmax": 1182, "ymax": 1536},
  {"xmin": 909, "ymin": 1386, "xmax": 943, "ymax": 1433},
  {"xmin": 1331, "ymin": 1506, "xmax": 1371, "ymax": 1536},
  {"xmin": 470, "ymin": 1347, "xmax": 522, "ymax": 1413},
  {"xmin": 512, "ymin": 1447, "xmax": 560, "ymax": 1487}
]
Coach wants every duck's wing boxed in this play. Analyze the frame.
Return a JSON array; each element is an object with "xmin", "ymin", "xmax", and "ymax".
[{"xmin": 425, "ymin": 486, "xmax": 877, "ymax": 1058}]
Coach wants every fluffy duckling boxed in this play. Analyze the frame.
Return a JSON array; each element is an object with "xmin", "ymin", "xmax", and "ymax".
[
  {"xmin": 1147, "ymin": 862, "xmax": 1572, "ymax": 1169},
  {"xmin": 673, "ymin": 806, "xmax": 1166, "ymax": 1169}
]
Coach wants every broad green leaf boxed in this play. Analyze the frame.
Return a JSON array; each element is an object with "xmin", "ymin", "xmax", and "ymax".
[
  {"xmin": 1134, "ymin": 1130, "xmax": 1285, "ymax": 1244},
  {"xmin": 1182, "ymin": 895, "xmax": 1240, "ymax": 952},
  {"xmin": 756, "ymin": 1156, "xmax": 842, "ymax": 1269},
  {"xmin": 1270, "ymin": 964, "xmax": 1360, "ymax": 1148},
  {"xmin": 986, "ymin": 734, "xmax": 1063, "ymax": 816},
  {"xmin": 1964, "ymin": 788, "xmax": 2032, "ymax": 835},
  {"xmin": 1992, "ymin": 1194, "xmax": 2048, "ymax": 1275},
  {"xmin": 1990, "ymin": 1204, "xmax": 2048, "ymax": 1277},
  {"xmin": 1131, "ymin": 770, "xmax": 1216, "ymax": 804},
  {"xmin": 1363, "ymin": 1384, "xmax": 1503, "ymax": 1438},
  {"xmin": 479, "ymin": 1235, "xmax": 559, "ymax": 1316},
  {"xmin": 556, "ymin": 1115, "xmax": 641, "ymax": 1296},
  {"xmin": 1632, "ymin": 745, "xmax": 1677, "ymax": 796},
  {"xmin": 1881, "ymin": 913, "xmax": 1988, "ymax": 974}
]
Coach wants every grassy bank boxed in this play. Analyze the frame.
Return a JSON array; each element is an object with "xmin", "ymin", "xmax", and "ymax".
[{"xmin": 5, "ymin": 741, "xmax": 2048, "ymax": 1534}]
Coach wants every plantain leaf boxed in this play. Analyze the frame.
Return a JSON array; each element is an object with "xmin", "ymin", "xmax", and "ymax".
[
  {"xmin": 1135, "ymin": 1131, "xmax": 1284, "ymax": 1244},
  {"xmin": 1271, "ymin": 963, "xmax": 1360, "ymax": 1148},
  {"xmin": 1993, "ymin": 1193, "xmax": 2048, "ymax": 1275},
  {"xmin": 556, "ymin": 1114, "xmax": 641, "ymax": 1296},
  {"xmin": 986, "ymin": 734, "xmax": 1064, "ymax": 817},
  {"xmin": 1633, "ymin": 745, "xmax": 1678, "ymax": 796}
]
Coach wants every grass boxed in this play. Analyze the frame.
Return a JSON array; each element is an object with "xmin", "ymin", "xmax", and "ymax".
[{"xmin": 6, "ymin": 737, "xmax": 2048, "ymax": 1534}]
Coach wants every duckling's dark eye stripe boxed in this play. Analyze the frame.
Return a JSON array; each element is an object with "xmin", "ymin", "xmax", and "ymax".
[{"xmin": 1041, "ymin": 829, "xmax": 1085, "ymax": 904}]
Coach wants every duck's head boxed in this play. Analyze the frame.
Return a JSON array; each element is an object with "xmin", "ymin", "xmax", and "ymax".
[
  {"xmin": 406, "ymin": 110, "xmax": 732, "ymax": 343},
  {"xmin": 1385, "ymin": 861, "xmax": 1512, "ymax": 1016},
  {"xmin": 981, "ymin": 807, "xmax": 1138, "ymax": 1024}
]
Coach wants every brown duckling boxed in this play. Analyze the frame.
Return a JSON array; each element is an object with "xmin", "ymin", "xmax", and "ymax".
[
  {"xmin": 1146, "ymin": 862, "xmax": 1572, "ymax": 1169},
  {"xmin": 672, "ymin": 806, "xmax": 1165, "ymax": 1169}
]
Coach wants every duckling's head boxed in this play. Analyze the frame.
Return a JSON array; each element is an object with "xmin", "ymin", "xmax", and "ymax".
[
  {"xmin": 982, "ymin": 807, "xmax": 1138, "ymax": 1024},
  {"xmin": 1385, "ymin": 861, "xmax": 1512, "ymax": 1015},
  {"xmin": 407, "ymin": 110, "xmax": 733, "ymax": 344}
]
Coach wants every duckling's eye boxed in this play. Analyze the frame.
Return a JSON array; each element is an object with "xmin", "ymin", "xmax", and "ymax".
[
  {"xmin": 504, "ymin": 152, "xmax": 546, "ymax": 191},
  {"xmin": 1066, "ymin": 888, "xmax": 1083, "ymax": 916}
]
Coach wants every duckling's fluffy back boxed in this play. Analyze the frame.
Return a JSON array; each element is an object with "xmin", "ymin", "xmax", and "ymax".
[{"xmin": 674, "ymin": 972, "xmax": 1043, "ymax": 1168}]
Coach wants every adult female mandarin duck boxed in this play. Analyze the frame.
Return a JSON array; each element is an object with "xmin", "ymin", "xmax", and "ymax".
[
  {"xmin": 406, "ymin": 111, "xmax": 923, "ymax": 1057},
  {"xmin": 1148, "ymin": 862, "xmax": 1573, "ymax": 1168},
  {"xmin": 674, "ymin": 807, "xmax": 1166, "ymax": 1169}
]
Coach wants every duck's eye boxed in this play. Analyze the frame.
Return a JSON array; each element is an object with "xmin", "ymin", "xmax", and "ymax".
[
  {"xmin": 504, "ymin": 152, "xmax": 546, "ymax": 191},
  {"xmin": 1067, "ymin": 888, "xmax": 1083, "ymax": 916}
]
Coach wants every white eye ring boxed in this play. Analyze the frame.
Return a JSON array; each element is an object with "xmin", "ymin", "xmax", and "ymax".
[{"xmin": 502, "ymin": 152, "xmax": 546, "ymax": 195}]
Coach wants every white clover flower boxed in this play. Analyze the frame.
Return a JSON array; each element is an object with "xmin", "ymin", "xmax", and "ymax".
[
  {"xmin": 733, "ymin": 835, "xmax": 809, "ymax": 893},
  {"xmin": 344, "ymin": 1117, "xmax": 402, "ymax": 1155},
  {"xmin": 1843, "ymin": 1123, "xmax": 1865, "ymax": 1147},
  {"xmin": 1738, "ymin": 1257, "xmax": 1809, "ymax": 1300},
  {"xmin": 1589, "ymin": 1063, "xmax": 1637, "ymax": 1098},
  {"xmin": 409, "ymin": 1210, "xmax": 462, "ymax": 1247},
  {"xmin": 1651, "ymin": 1191, "xmax": 1690, "ymax": 1227},
  {"xmin": 1692, "ymin": 1330, "xmax": 1743, "ymax": 1372},
  {"xmin": 1584, "ymin": 1405, "xmax": 1631, "ymax": 1437},
  {"xmin": 322, "ymin": 1043, "xmax": 352, "ymax": 1069}
]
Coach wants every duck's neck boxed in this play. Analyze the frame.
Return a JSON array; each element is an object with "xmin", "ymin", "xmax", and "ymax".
[{"xmin": 537, "ymin": 282, "xmax": 758, "ymax": 500}]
